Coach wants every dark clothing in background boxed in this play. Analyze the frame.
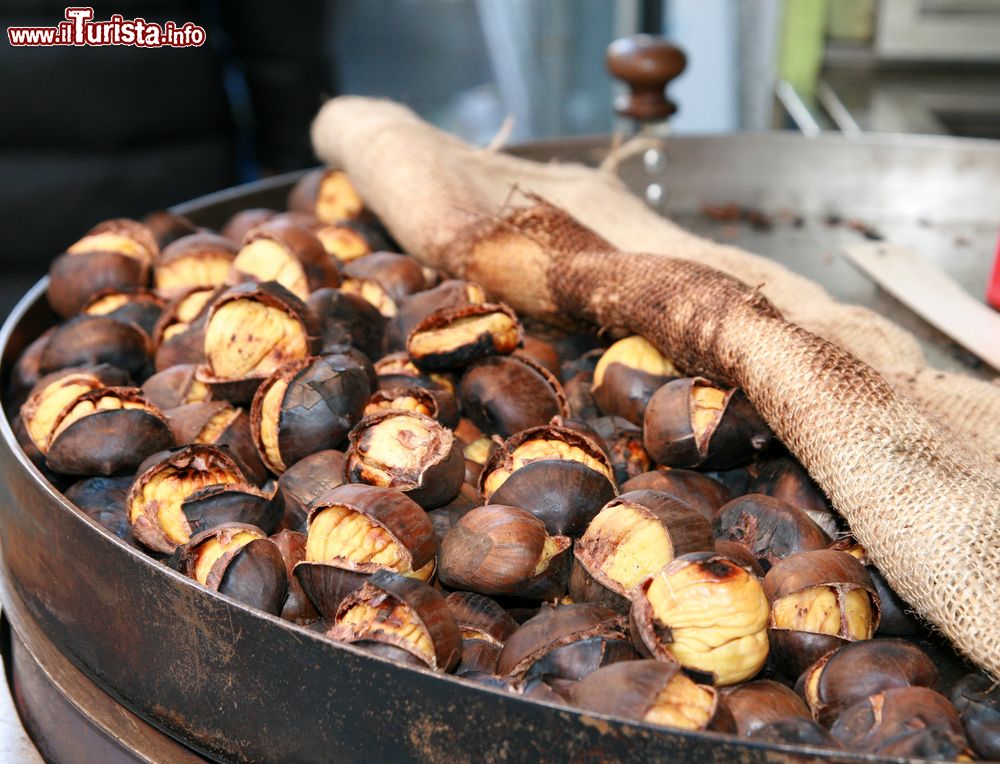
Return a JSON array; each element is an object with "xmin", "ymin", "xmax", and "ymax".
[{"xmin": 1, "ymin": 0, "xmax": 331, "ymax": 265}]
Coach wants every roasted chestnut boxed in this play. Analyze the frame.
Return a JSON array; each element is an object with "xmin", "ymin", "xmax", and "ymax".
[
  {"xmin": 295, "ymin": 483, "xmax": 435, "ymax": 618},
  {"xmin": 439, "ymin": 505, "xmax": 570, "ymax": 601},
  {"xmin": 274, "ymin": 450, "xmax": 346, "ymax": 531},
  {"xmin": 288, "ymin": 168, "xmax": 364, "ymax": 223},
  {"xmin": 154, "ymin": 233, "xmax": 238, "ymax": 298},
  {"xmin": 723, "ymin": 680, "xmax": 811, "ymax": 736},
  {"xmin": 800, "ymin": 638, "xmax": 939, "ymax": 727},
  {"xmin": 643, "ymin": 377, "xmax": 772, "ymax": 470},
  {"xmin": 752, "ymin": 457, "xmax": 839, "ymax": 537},
  {"xmin": 64, "ymin": 475, "xmax": 134, "ymax": 539},
  {"xmin": 20, "ymin": 365, "xmax": 132, "ymax": 454},
  {"xmin": 517, "ymin": 335, "xmax": 561, "ymax": 379},
  {"xmin": 479, "ymin": 424, "xmax": 616, "ymax": 537},
  {"xmin": 343, "ymin": 252, "xmax": 426, "ymax": 306},
  {"xmin": 327, "ymin": 570, "xmax": 461, "ymax": 672},
  {"xmin": 306, "ymin": 288, "xmax": 386, "ymax": 361},
  {"xmin": 344, "ymin": 410, "xmax": 464, "ymax": 509},
  {"xmin": 588, "ymin": 416, "xmax": 652, "ymax": 485},
  {"xmin": 197, "ymin": 281, "xmax": 320, "ymax": 403},
  {"xmin": 374, "ymin": 352, "xmax": 457, "ymax": 397},
  {"xmin": 152, "ymin": 286, "xmax": 221, "ymax": 371},
  {"xmin": 313, "ymin": 220, "xmax": 373, "ymax": 263},
  {"xmin": 251, "ymin": 355, "xmax": 370, "ymax": 474},
  {"xmin": 952, "ymin": 672, "xmax": 1000, "ymax": 760},
  {"xmin": 221, "ymin": 208, "xmax": 274, "ymax": 243},
  {"xmin": 48, "ymin": 218, "xmax": 156, "ymax": 318},
  {"xmin": 764, "ymin": 549, "xmax": 880, "ymax": 678},
  {"xmin": 179, "ymin": 523, "xmax": 287, "ymax": 615},
  {"xmin": 713, "ymin": 494, "xmax": 831, "ymax": 572},
  {"xmin": 231, "ymin": 221, "xmax": 338, "ymax": 301},
  {"xmin": 270, "ymin": 529, "xmax": 320, "ymax": 624},
  {"xmin": 563, "ymin": 371, "xmax": 599, "ymax": 421},
  {"xmin": 591, "ymin": 336, "xmax": 678, "ymax": 426},
  {"xmin": 495, "ymin": 603, "xmax": 631, "ymax": 681},
  {"xmin": 165, "ymin": 401, "xmax": 267, "ymax": 485},
  {"xmin": 830, "ymin": 687, "xmax": 970, "ymax": 758},
  {"xmin": 43, "ymin": 387, "xmax": 174, "ymax": 476},
  {"xmin": 571, "ymin": 660, "xmax": 735, "ymax": 733},
  {"xmin": 141, "ymin": 364, "xmax": 211, "ymax": 410},
  {"xmin": 385, "ymin": 279, "xmax": 486, "ymax": 352},
  {"xmin": 828, "ymin": 537, "xmax": 920, "ymax": 636},
  {"xmin": 571, "ymin": 490, "xmax": 713, "ymax": 613},
  {"xmin": 407, "ymin": 302, "xmax": 521, "ymax": 372},
  {"xmin": 126, "ymin": 444, "xmax": 251, "ymax": 554},
  {"xmin": 142, "ymin": 210, "xmax": 198, "ymax": 249},
  {"xmin": 38, "ymin": 315, "xmax": 152, "ymax": 380},
  {"xmin": 631, "ymin": 552, "xmax": 770, "ymax": 685},
  {"xmin": 364, "ymin": 386, "xmax": 458, "ymax": 430},
  {"xmin": 445, "ymin": 591, "xmax": 519, "ymax": 675},
  {"xmin": 620, "ymin": 468, "xmax": 732, "ymax": 522},
  {"xmin": 459, "ymin": 354, "xmax": 569, "ymax": 438},
  {"xmin": 82, "ymin": 289, "xmax": 165, "ymax": 337}
]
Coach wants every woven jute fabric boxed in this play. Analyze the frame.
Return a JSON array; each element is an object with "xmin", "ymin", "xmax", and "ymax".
[{"xmin": 313, "ymin": 96, "xmax": 1000, "ymax": 676}]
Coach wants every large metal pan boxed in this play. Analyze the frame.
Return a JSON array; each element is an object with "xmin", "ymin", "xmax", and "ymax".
[{"xmin": 0, "ymin": 131, "xmax": 994, "ymax": 763}]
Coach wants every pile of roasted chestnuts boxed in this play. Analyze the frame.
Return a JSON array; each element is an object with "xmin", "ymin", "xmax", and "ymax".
[{"xmin": 9, "ymin": 166, "xmax": 997, "ymax": 761}]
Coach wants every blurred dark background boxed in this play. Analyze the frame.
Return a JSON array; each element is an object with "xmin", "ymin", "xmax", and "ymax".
[{"xmin": 3, "ymin": 0, "xmax": 1000, "ymax": 315}]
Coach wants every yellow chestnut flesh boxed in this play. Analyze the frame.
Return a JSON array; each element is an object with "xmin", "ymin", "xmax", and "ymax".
[
  {"xmin": 316, "ymin": 226, "xmax": 370, "ymax": 262},
  {"xmin": 232, "ymin": 240, "xmax": 309, "ymax": 301},
  {"xmin": 25, "ymin": 375, "xmax": 102, "ymax": 451},
  {"xmin": 409, "ymin": 312, "xmax": 519, "ymax": 357},
  {"xmin": 593, "ymin": 335, "xmax": 678, "ymax": 389},
  {"xmin": 84, "ymin": 294, "xmax": 131, "ymax": 315},
  {"xmin": 192, "ymin": 530, "xmax": 260, "ymax": 585},
  {"xmin": 258, "ymin": 377, "xmax": 290, "ymax": 471},
  {"xmin": 315, "ymin": 171, "xmax": 364, "ymax": 223},
  {"xmin": 196, "ymin": 406, "xmax": 240, "ymax": 444},
  {"xmin": 365, "ymin": 396, "xmax": 433, "ymax": 418},
  {"xmin": 130, "ymin": 466, "xmax": 240, "ymax": 547},
  {"xmin": 337, "ymin": 598, "xmax": 433, "ymax": 662},
  {"xmin": 771, "ymin": 586, "xmax": 875, "ymax": 640},
  {"xmin": 354, "ymin": 415, "xmax": 442, "ymax": 487},
  {"xmin": 51, "ymin": 395, "xmax": 147, "ymax": 442},
  {"xmin": 645, "ymin": 560, "xmax": 770, "ymax": 685},
  {"xmin": 581, "ymin": 503, "xmax": 673, "ymax": 591},
  {"xmin": 690, "ymin": 384, "xmax": 727, "ymax": 444},
  {"xmin": 306, "ymin": 505, "xmax": 405, "ymax": 570},
  {"xmin": 68, "ymin": 232, "xmax": 149, "ymax": 262},
  {"xmin": 204, "ymin": 299, "xmax": 308, "ymax": 380},
  {"xmin": 155, "ymin": 256, "xmax": 232, "ymax": 293},
  {"xmin": 643, "ymin": 673, "xmax": 715, "ymax": 731},
  {"xmin": 341, "ymin": 279, "xmax": 397, "ymax": 318}
]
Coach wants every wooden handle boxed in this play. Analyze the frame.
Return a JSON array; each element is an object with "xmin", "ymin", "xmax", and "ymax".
[{"xmin": 606, "ymin": 34, "xmax": 686, "ymax": 122}]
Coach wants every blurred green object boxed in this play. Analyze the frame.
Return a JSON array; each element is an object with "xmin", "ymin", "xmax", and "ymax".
[
  {"xmin": 779, "ymin": 0, "xmax": 830, "ymax": 99},
  {"xmin": 828, "ymin": 0, "xmax": 874, "ymax": 41}
]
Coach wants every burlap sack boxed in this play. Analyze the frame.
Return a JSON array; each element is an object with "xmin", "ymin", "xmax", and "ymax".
[{"xmin": 312, "ymin": 97, "xmax": 1000, "ymax": 677}]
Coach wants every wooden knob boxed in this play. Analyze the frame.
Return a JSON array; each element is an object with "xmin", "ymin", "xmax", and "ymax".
[{"xmin": 606, "ymin": 35, "xmax": 687, "ymax": 122}]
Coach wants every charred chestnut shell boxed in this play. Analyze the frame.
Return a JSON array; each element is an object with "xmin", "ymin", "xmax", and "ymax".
[
  {"xmin": 801, "ymin": 638, "xmax": 939, "ymax": 727},
  {"xmin": 307, "ymin": 287, "xmax": 386, "ymax": 361},
  {"xmin": 344, "ymin": 410, "xmax": 464, "ymax": 509},
  {"xmin": 643, "ymin": 377, "xmax": 772, "ymax": 470},
  {"xmin": 165, "ymin": 401, "xmax": 267, "ymax": 486},
  {"xmin": 152, "ymin": 286, "xmax": 221, "ymax": 372},
  {"xmin": 445, "ymin": 591, "xmax": 518, "ymax": 674},
  {"xmin": 438, "ymin": 505, "xmax": 571, "ymax": 601},
  {"xmin": 713, "ymin": 493, "xmax": 831, "ymax": 572},
  {"xmin": 327, "ymin": 570, "xmax": 461, "ymax": 672},
  {"xmin": 38, "ymin": 315, "xmax": 152, "ymax": 380},
  {"xmin": 459, "ymin": 354, "xmax": 569, "ymax": 438},
  {"xmin": 752, "ymin": 457, "xmax": 839, "ymax": 537},
  {"xmin": 385, "ymin": 279, "xmax": 486, "ymax": 353},
  {"xmin": 141, "ymin": 364, "xmax": 212, "ymax": 410},
  {"xmin": 251, "ymin": 355, "xmax": 370, "ymax": 474},
  {"xmin": 65, "ymin": 475, "xmax": 135, "ymax": 539},
  {"xmin": 287, "ymin": 168, "xmax": 365, "ymax": 223},
  {"xmin": 621, "ymin": 468, "xmax": 733, "ymax": 522},
  {"xmin": 275, "ymin": 450, "xmax": 346, "ymax": 532},
  {"xmin": 82, "ymin": 289, "xmax": 165, "ymax": 337},
  {"xmin": 723, "ymin": 680, "xmax": 811, "ymax": 736}
]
